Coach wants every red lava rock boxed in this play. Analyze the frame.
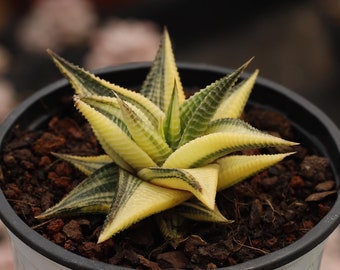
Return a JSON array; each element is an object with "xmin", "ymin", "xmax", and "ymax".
[
  {"xmin": 299, "ymin": 220, "xmax": 314, "ymax": 233},
  {"xmin": 47, "ymin": 218, "xmax": 65, "ymax": 233},
  {"xmin": 63, "ymin": 220, "xmax": 83, "ymax": 241},
  {"xmin": 53, "ymin": 232, "xmax": 66, "ymax": 244},
  {"xmin": 300, "ymin": 155, "xmax": 329, "ymax": 180},
  {"xmin": 48, "ymin": 171, "xmax": 71, "ymax": 188},
  {"xmin": 318, "ymin": 203, "xmax": 332, "ymax": 217},
  {"xmin": 34, "ymin": 132, "xmax": 66, "ymax": 154},
  {"xmin": 78, "ymin": 242, "xmax": 102, "ymax": 259},
  {"xmin": 259, "ymin": 176, "xmax": 278, "ymax": 190},
  {"xmin": 38, "ymin": 155, "xmax": 52, "ymax": 167},
  {"xmin": 290, "ymin": 176, "xmax": 305, "ymax": 188}
]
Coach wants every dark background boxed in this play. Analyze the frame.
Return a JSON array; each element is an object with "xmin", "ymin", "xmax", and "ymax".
[{"xmin": 0, "ymin": 0, "xmax": 339, "ymax": 125}]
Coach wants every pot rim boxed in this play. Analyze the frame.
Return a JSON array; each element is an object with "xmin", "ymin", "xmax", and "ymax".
[{"xmin": 0, "ymin": 62, "xmax": 339, "ymax": 270}]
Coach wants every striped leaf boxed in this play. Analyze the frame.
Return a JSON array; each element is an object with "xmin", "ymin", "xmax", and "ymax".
[
  {"xmin": 36, "ymin": 163, "xmax": 118, "ymax": 219},
  {"xmin": 79, "ymin": 95, "xmax": 128, "ymax": 134},
  {"xmin": 156, "ymin": 211, "xmax": 188, "ymax": 248},
  {"xmin": 48, "ymin": 49, "xmax": 164, "ymax": 128},
  {"xmin": 213, "ymin": 69, "xmax": 259, "ymax": 120},
  {"xmin": 163, "ymin": 132, "xmax": 297, "ymax": 169},
  {"xmin": 140, "ymin": 28, "xmax": 185, "ymax": 112},
  {"xmin": 52, "ymin": 153, "xmax": 112, "ymax": 176},
  {"xmin": 205, "ymin": 117, "xmax": 264, "ymax": 135},
  {"xmin": 137, "ymin": 164, "xmax": 219, "ymax": 209},
  {"xmin": 117, "ymin": 96, "xmax": 172, "ymax": 166},
  {"xmin": 178, "ymin": 59, "xmax": 252, "ymax": 147},
  {"xmin": 216, "ymin": 152, "xmax": 295, "ymax": 191},
  {"xmin": 98, "ymin": 169, "xmax": 192, "ymax": 243},
  {"xmin": 175, "ymin": 200, "xmax": 232, "ymax": 223}
]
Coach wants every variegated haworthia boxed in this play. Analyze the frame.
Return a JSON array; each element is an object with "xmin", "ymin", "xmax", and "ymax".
[{"xmin": 36, "ymin": 28, "xmax": 297, "ymax": 245}]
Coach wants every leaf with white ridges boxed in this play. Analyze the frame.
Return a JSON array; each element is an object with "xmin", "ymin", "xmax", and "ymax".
[
  {"xmin": 36, "ymin": 163, "xmax": 118, "ymax": 219},
  {"xmin": 52, "ymin": 153, "xmax": 112, "ymax": 176},
  {"xmin": 205, "ymin": 118, "xmax": 263, "ymax": 135},
  {"xmin": 175, "ymin": 200, "xmax": 232, "ymax": 223},
  {"xmin": 140, "ymin": 28, "xmax": 185, "ymax": 111},
  {"xmin": 178, "ymin": 59, "xmax": 252, "ymax": 147},
  {"xmin": 79, "ymin": 95, "xmax": 128, "ymax": 134},
  {"xmin": 75, "ymin": 98, "xmax": 156, "ymax": 171},
  {"xmin": 98, "ymin": 169, "xmax": 192, "ymax": 243},
  {"xmin": 47, "ymin": 49, "xmax": 164, "ymax": 128},
  {"xmin": 138, "ymin": 164, "xmax": 219, "ymax": 209},
  {"xmin": 117, "ymin": 96, "xmax": 172, "ymax": 166},
  {"xmin": 213, "ymin": 69, "xmax": 259, "ymax": 120},
  {"xmin": 216, "ymin": 152, "xmax": 295, "ymax": 191},
  {"xmin": 156, "ymin": 211, "xmax": 188, "ymax": 248},
  {"xmin": 163, "ymin": 132, "xmax": 297, "ymax": 169}
]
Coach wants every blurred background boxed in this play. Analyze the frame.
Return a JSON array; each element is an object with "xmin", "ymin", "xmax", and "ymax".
[
  {"xmin": 0, "ymin": 0, "xmax": 339, "ymax": 269},
  {"xmin": 0, "ymin": 0, "xmax": 340, "ymax": 124}
]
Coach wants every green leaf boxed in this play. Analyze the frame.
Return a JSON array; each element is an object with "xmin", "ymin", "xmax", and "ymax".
[
  {"xmin": 98, "ymin": 169, "xmax": 192, "ymax": 243},
  {"xmin": 163, "ymin": 132, "xmax": 297, "ymax": 169},
  {"xmin": 178, "ymin": 59, "xmax": 252, "ymax": 146},
  {"xmin": 213, "ymin": 69, "xmax": 259, "ymax": 120},
  {"xmin": 36, "ymin": 163, "xmax": 118, "ymax": 219},
  {"xmin": 140, "ymin": 28, "xmax": 185, "ymax": 112},
  {"xmin": 156, "ymin": 211, "xmax": 188, "ymax": 248},
  {"xmin": 175, "ymin": 200, "xmax": 232, "ymax": 223},
  {"xmin": 138, "ymin": 164, "xmax": 219, "ymax": 209},
  {"xmin": 75, "ymin": 97, "xmax": 157, "ymax": 171},
  {"xmin": 48, "ymin": 49, "xmax": 164, "ymax": 128},
  {"xmin": 117, "ymin": 96, "xmax": 172, "ymax": 166},
  {"xmin": 205, "ymin": 117, "xmax": 263, "ymax": 135},
  {"xmin": 216, "ymin": 152, "xmax": 295, "ymax": 191},
  {"xmin": 52, "ymin": 153, "xmax": 112, "ymax": 176},
  {"xmin": 163, "ymin": 81, "xmax": 182, "ymax": 150}
]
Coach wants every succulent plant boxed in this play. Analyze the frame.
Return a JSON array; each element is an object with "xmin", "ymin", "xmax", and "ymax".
[{"xmin": 37, "ymin": 28, "xmax": 297, "ymax": 246}]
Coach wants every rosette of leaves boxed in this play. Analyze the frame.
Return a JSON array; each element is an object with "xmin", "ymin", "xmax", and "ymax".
[{"xmin": 37, "ymin": 29, "xmax": 297, "ymax": 246}]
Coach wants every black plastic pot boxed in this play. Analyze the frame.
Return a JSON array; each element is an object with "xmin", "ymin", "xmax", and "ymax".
[{"xmin": 0, "ymin": 63, "xmax": 339, "ymax": 270}]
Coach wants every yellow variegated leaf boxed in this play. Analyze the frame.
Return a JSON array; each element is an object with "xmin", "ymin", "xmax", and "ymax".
[
  {"xmin": 163, "ymin": 132, "xmax": 297, "ymax": 169},
  {"xmin": 98, "ymin": 169, "xmax": 191, "ymax": 243},
  {"xmin": 79, "ymin": 95, "xmax": 128, "ymax": 133},
  {"xmin": 36, "ymin": 163, "xmax": 118, "ymax": 219},
  {"xmin": 47, "ymin": 49, "xmax": 164, "ymax": 128},
  {"xmin": 75, "ymin": 98, "xmax": 157, "ymax": 171},
  {"xmin": 175, "ymin": 200, "xmax": 232, "ymax": 223},
  {"xmin": 117, "ymin": 96, "xmax": 172, "ymax": 165},
  {"xmin": 216, "ymin": 152, "xmax": 295, "ymax": 191},
  {"xmin": 213, "ymin": 69, "xmax": 259, "ymax": 120},
  {"xmin": 138, "ymin": 164, "xmax": 219, "ymax": 209},
  {"xmin": 52, "ymin": 153, "xmax": 112, "ymax": 176},
  {"xmin": 81, "ymin": 95, "xmax": 160, "ymax": 138}
]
